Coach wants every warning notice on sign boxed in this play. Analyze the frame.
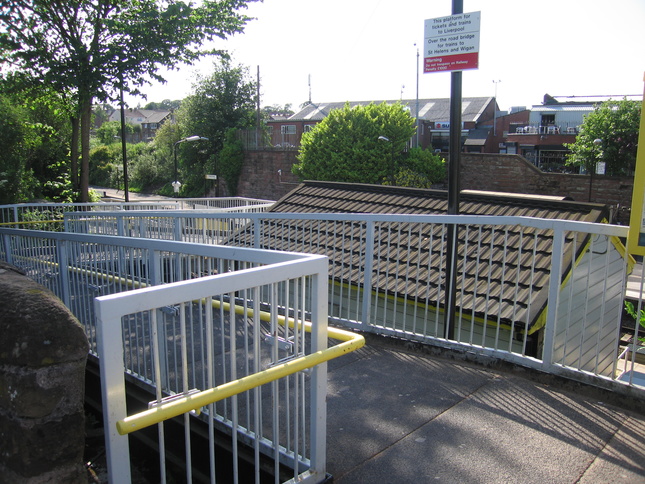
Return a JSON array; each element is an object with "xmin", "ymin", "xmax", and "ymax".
[
  {"xmin": 424, "ymin": 53, "xmax": 479, "ymax": 72},
  {"xmin": 424, "ymin": 11, "xmax": 480, "ymax": 74}
]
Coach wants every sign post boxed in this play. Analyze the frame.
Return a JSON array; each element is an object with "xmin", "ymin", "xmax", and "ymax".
[
  {"xmin": 424, "ymin": 11, "xmax": 481, "ymax": 73},
  {"xmin": 423, "ymin": 6, "xmax": 481, "ymax": 340}
]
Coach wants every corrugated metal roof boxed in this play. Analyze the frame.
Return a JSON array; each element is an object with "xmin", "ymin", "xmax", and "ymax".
[
  {"xmin": 531, "ymin": 105, "xmax": 596, "ymax": 112},
  {"xmin": 289, "ymin": 97, "xmax": 493, "ymax": 123},
  {"xmin": 243, "ymin": 181, "xmax": 609, "ymax": 333}
]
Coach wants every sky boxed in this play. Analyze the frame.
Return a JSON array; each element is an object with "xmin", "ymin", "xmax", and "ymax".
[{"xmin": 126, "ymin": 0, "xmax": 645, "ymax": 113}]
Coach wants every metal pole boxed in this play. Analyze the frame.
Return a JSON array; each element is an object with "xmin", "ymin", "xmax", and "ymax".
[
  {"xmin": 444, "ymin": 0, "xmax": 463, "ymax": 340},
  {"xmin": 174, "ymin": 142, "xmax": 178, "ymax": 183},
  {"xmin": 415, "ymin": 45, "xmax": 420, "ymax": 148},
  {"xmin": 119, "ymin": 82, "xmax": 129, "ymax": 202}
]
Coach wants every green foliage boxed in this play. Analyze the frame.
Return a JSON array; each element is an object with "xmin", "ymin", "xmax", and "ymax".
[
  {"xmin": 89, "ymin": 145, "xmax": 119, "ymax": 187},
  {"xmin": 624, "ymin": 301, "xmax": 645, "ymax": 344},
  {"xmin": 174, "ymin": 58, "xmax": 257, "ymax": 196},
  {"xmin": 565, "ymin": 99, "xmax": 641, "ymax": 176},
  {"xmin": 1, "ymin": 0, "xmax": 257, "ymax": 201},
  {"xmin": 143, "ymin": 100, "xmax": 182, "ymax": 111},
  {"xmin": 293, "ymin": 102, "xmax": 416, "ymax": 184},
  {"xmin": 262, "ymin": 104, "xmax": 294, "ymax": 118},
  {"xmin": 0, "ymin": 89, "xmax": 73, "ymax": 203},
  {"xmin": 95, "ymin": 121, "xmax": 135, "ymax": 145},
  {"xmin": 219, "ymin": 128, "xmax": 245, "ymax": 196},
  {"xmin": 393, "ymin": 148, "xmax": 447, "ymax": 188},
  {"xmin": 19, "ymin": 209, "xmax": 65, "ymax": 232}
]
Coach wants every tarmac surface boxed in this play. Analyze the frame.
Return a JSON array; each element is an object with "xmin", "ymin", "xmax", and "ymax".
[
  {"xmin": 91, "ymin": 187, "xmax": 645, "ymax": 483},
  {"xmin": 325, "ymin": 334, "xmax": 645, "ymax": 484}
]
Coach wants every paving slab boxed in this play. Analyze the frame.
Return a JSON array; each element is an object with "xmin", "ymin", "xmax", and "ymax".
[
  {"xmin": 326, "ymin": 343, "xmax": 494, "ymax": 479},
  {"xmin": 326, "ymin": 338, "xmax": 645, "ymax": 484}
]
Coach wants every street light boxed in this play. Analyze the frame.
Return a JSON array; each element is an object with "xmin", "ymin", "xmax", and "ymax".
[
  {"xmin": 378, "ymin": 136, "xmax": 395, "ymax": 185},
  {"xmin": 589, "ymin": 138, "xmax": 602, "ymax": 202},
  {"xmin": 173, "ymin": 136, "xmax": 209, "ymax": 194}
]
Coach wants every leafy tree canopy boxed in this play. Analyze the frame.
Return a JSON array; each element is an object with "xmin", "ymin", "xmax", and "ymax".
[
  {"xmin": 565, "ymin": 98, "xmax": 641, "ymax": 176},
  {"xmin": 262, "ymin": 104, "xmax": 294, "ymax": 118},
  {"xmin": 171, "ymin": 58, "xmax": 257, "ymax": 196},
  {"xmin": 292, "ymin": 102, "xmax": 418, "ymax": 184},
  {"xmin": 1, "ymin": 0, "xmax": 257, "ymax": 201},
  {"xmin": 143, "ymin": 99, "xmax": 183, "ymax": 111},
  {"xmin": 95, "ymin": 120, "xmax": 135, "ymax": 145}
]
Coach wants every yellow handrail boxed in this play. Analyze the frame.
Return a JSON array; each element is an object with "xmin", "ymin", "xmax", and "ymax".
[{"xmin": 116, "ymin": 323, "xmax": 364, "ymax": 435}]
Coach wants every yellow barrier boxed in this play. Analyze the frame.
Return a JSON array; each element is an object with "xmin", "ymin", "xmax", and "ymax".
[{"xmin": 116, "ymin": 322, "xmax": 364, "ymax": 435}]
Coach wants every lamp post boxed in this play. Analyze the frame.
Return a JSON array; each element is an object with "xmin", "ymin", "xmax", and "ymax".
[
  {"xmin": 589, "ymin": 138, "xmax": 602, "ymax": 202},
  {"xmin": 378, "ymin": 136, "xmax": 395, "ymax": 185},
  {"xmin": 173, "ymin": 136, "xmax": 209, "ymax": 195},
  {"xmin": 492, "ymin": 80, "xmax": 501, "ymax": 137}
]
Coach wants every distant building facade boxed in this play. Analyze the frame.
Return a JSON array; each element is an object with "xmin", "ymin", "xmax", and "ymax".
[{"xmin": 107, "ymin": 108, "xmax": 173, "ymax": 143}]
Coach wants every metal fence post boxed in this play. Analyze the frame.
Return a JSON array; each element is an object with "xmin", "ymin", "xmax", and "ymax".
[
  {"xmin": 360, "ymin": 220, "xmax": 375, "ymax": 330},
  {"xmin": 542, "ymin": 225, "xmax": 565, "ymax": 370},
  {"xmin": 94, "ymin": 298, "xmax": 132, "ymax": 484},
  {"xmin": 308, "ymin": 263, "xmax": 329, "ymax": 479}
]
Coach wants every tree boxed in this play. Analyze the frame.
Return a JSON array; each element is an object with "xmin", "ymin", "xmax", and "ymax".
[
  {"xmin": 292, "ymin": 102, "xmax": 417, "ymax": 184},
  {"xmin": 0, "ymin": 87, "xmax": 74, "ymax": 203},
  {"xmin": 262, "ymin": 104, "xmax": 294, "ymax": 118},
  {"xmin": 219, "ymin": 128, "xmax": 245, "ymax": 196},
  {"xmin": 143, "ymin": 99, "xmax": 182, "ymax": 111},
  {"xmin": 565, "ymin": 98, "xmax": 641, "ymax": 176},
  {"xmin": 95, "ymin": 120, "xmax": 134, "ymax": 145},
  {"xmin": 1, "ymin": 0, "xmax": 257, "ymax": 201},
  {"xmin": 173, "ymin": 58, "xmax": 257, "ymax": 196}
]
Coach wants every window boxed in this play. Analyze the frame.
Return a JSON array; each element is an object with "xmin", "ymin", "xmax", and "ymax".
[
  {"xmin": 281, "ymin": 125, "xmax": 296, "ymax": 135},
  {"xmin": 541, "ymin": 114, "xmax": 555, "ymax": 125},
  {"xmin": 304, "ymin": 124, "xmax": 315, "ymax": 132}
]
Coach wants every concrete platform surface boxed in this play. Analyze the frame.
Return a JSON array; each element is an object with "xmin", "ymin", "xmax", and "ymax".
[{"xmin": 325, "ymin": 335, "xmax": 645, "ymax": 484}]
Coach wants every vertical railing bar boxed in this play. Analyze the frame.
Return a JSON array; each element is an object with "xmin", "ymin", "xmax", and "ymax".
[
  {"xmin": 482, "ymin": 226, "xmax": 495, "ymax": 346},
  {"xmin": 383, "ymin": 224, "xmax": 393, "ymax": 329},
  {"xmin": 361, "ymin": 220, "xmax": 375, "ymax": 331},
  {"xmin": 402, "ymin": 223, "xmax": 414, "ymax": 331},
  {"xmin": 229, "ymin": 290, "xmax": 239, "ymax": 484},
  {"xmin": 457, "ymin": 224, "xmax": 468, "ymax": 343},
  {"xmin": 435, "ymin": 224, "xmax": 446, "ymax": 337},
  {"xmin": 593, "ymin": 235, "xmax": 612, "ymax": 375},
  {"xmin": 179, "ymin": 301, "xmax": 193, "ymax": 483},
  {"xmin": 204, "ymin": 295, "xmax": 216, "ymax": 484},
  {"xmin": 577, "ymin": 235, "xmax": 594, "ymax": 370},
  {"xmin": 270, "ymin": 283, "xmax": 280, "ymax": 484},
  {"xmin": 253, "ymin": 286, "xmax": 261, "ymax": 484},
  {"xmin": 283, "ymin": 280, "xmax": 292, "ymax": 455},
  {"xmin": 151, "ymin": 309, "xmax": 167, "ymax": 484},
  {"xmin": 469, "ymin": 226, "xmax": 483, "ymax": 345},
  {"xmin": 509, "ymin": 231, "xmax": 524, "ymax": 353},
  {"xmin": 612, "ymin": 246, "xmax": 631, "ymax": 380},
  {"xmin": 543, "ymin": 226, "xmax": 566, "ymax": 370},
  {"xmin": 493, "ymin": 228, "xmax": 509, "ymax": 350},
  {"xmin": 560, "ymin": 234, "xmax": 578, "ymax": 367}
]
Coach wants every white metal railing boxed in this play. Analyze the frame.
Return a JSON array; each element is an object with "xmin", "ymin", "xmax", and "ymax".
[
  {"xmin": 0, "ymin": 228, "xmax": 363, "ymax": 484},
  {"xmin": 0, "ymin": 197, "xmax": 274, "ymax": 230},
  {"xmin": 61, "ymin": 210, "xmax": 645, "ymax": 394}
]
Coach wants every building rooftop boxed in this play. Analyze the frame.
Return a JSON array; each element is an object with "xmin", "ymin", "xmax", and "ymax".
[
  {"xmin": 289, "ymin": 97, "xmax": 494, "ymax": 124},
  {"xmin": 253, "ymin": 181, "xmax": 611, "ymax": 336}
]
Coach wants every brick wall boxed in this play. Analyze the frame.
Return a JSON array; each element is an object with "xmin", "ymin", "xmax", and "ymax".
[
  {"xmin": 236, "ymin": 151, "xmax": 635, "ymax": 224},
  {"xmin": 232, "ymin": 150, "xmax": 301, "ymax": 201},
  {"xmin": 459, "ymin": 154, "xmax": 634, "ymax": 224}
]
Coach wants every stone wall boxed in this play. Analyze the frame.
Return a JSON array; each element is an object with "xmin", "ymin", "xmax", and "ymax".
[
  {"xmin": 236, "ymin": 151, "xmax": 635, "ymax": 224},
  {"xmin": 0, "ymin": 262, "xmax": 89, "ymax": 484}
]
